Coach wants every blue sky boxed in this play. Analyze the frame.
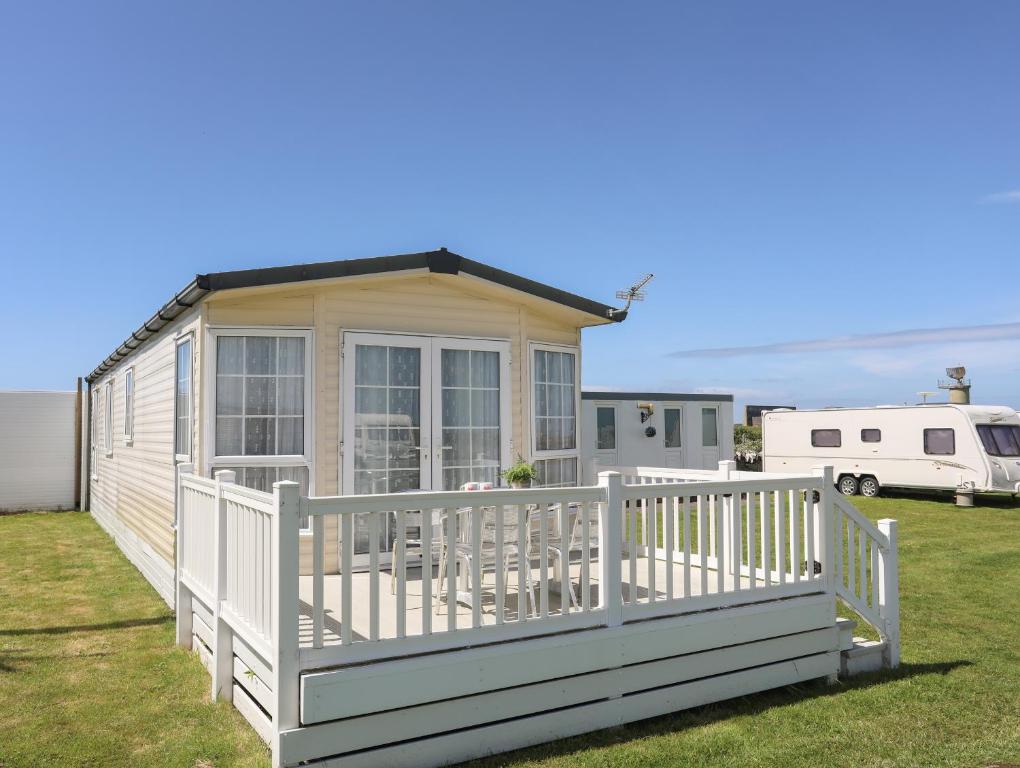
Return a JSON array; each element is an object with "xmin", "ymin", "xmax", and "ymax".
[{"xmin": 2, "ymin": 2, "xmax": 1018, "ymax": 414}]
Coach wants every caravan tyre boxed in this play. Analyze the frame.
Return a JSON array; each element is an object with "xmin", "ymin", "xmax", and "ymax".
[
  {"xmin": 838, "ymin": 475, "xmax": 859, "ymax": 496},
  {"xmin": 860, "ymin": 476, "xmax": 880, "ymax": 497}
]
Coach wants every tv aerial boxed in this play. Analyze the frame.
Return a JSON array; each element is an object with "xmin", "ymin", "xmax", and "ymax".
[
  {"xmin": 608, "ymin": 273, "xmax": 654, "ymax": 318},
  {"xmin": 917, "ymin": 391, "xmax": 937, "ymax": 404}
]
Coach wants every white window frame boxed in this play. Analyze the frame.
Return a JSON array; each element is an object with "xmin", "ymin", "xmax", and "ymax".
[
  {"xmin": 205, "ymin": 327, "xmax": 316, "ymax": 516},
  {"xmin": 595, "ymin": 404, "xmax": 617, "ymax": 451},
  {"xmin": 90, "ymin": 389, "xmax": 99, "ymax": 480},
  {"xmin": 664, "ymin": 406, "xmax": 684, "ymax": 449},
  {"xmin": 702, "ymin": 405, "xmax": 720, "ymax": 448},
  {"xmin": 104, "ymin": 380, "xmax": 114, "ymax": 457},
  {"xmin": 174, "ymin": 334, "xmax": 194, "ymax": 462},
  {"xmin": 123, "ymin": 368, "xmax": 134, "ymax": 445},
  {"xmin": 529, "ymin": 342, "xmax": 581, "ymax": 485}
]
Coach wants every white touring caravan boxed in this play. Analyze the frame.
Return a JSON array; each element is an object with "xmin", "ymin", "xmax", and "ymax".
[{"xmin": 762, "ymin": 404, "xmax": 1020, "ymax": 497}]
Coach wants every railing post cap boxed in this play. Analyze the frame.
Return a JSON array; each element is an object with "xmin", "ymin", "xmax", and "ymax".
[
  {"xmin": 597, "ymin": 470, "xmax": 622, "ymax": 484},
  {"xmin": 877, "ymin": 518, "xmax": 897, "ymax": 529},
  {"xmin": 214, "ymin": 469, "xmax": 236, "ymax": 482}
]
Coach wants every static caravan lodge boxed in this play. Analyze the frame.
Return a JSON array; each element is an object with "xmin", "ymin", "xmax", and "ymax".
[
  {"xmin": 82, "ymin": 250, "xmax": 899, "ymax": 768},
  {"xmin": 83, "ymin": 249, "xmax": 627, "ymax": 604},
  {"xmin": 581, "ymin": 392, "xmax": 734, "ymax": 479},
  {"xmin": 762, "ymin": 404, "xmax": 1020, "ymax": 497}
]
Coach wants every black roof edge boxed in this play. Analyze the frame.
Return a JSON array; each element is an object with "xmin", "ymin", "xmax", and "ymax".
[
  {"xmin": 87, "ymin": 249, "xmax": 625, "ymax": 384},
  {"xmin": 581, "ymin": 391, "xmax": 735, "ymax": 403},
  {"xmin": 86, "ymin": 278, "xmax": 209, "ymax": 383},
  {"xmin": 199, "ymin": 249, "xmax": 624, "ymax": 323}
]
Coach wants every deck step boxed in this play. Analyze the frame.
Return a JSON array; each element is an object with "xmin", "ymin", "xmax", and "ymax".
[
  {"xmin": 836, "ymin": 617, "xmax": 857, "ymax": 652},
  {"xmin": 840, "ymin": 636, "xmax": 886, "ymax": 677}
]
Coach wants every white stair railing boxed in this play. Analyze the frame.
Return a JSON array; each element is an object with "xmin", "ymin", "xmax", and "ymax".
[{"xmin": 832, "ymin": 493, "xmax": 900, "ymax": 668}]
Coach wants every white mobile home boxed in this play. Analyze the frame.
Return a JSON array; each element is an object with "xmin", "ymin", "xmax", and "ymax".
[
  {"xmin": 762, "ymin": 404, "xmax": 1020, "ymax": 496},
  {"xmin": 83, "ymin": 249, "xmax": 898, "ymax": 768},
  {"xmin": 581, "ymin": 392, "xmax": 734, "ymax": 479}
]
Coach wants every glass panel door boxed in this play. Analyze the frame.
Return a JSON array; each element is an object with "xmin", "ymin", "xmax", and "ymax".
[
  {"xmin": 436, "ymin": 347, "xmax": 502, "ymax": 490},
  {"xmin": 343, "ymin": 335, "xmax": 430, "ymax": 560}
]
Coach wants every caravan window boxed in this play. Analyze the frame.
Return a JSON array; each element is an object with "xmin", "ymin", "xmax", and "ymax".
[
  {"xmin": 923, "ymin": 428, "xmax": 955, "ymax": 456},
  {"xmin": 664, "ymin": 408, "xmax": 682, "ymax": 448},
  {"xmin": 977, "ymin": 424, "xmax": 1020, "ymax": 457},
  {"xmin": 811, "ymin": 429, "xmax": 841, "ymax": 448},
  {"xmin": 596, "ymin": 407, "xmax": 616, "ymax": 450},
  {"xmin": 861, "ymin": 428, "xmax": 881, "ymax": 443}
]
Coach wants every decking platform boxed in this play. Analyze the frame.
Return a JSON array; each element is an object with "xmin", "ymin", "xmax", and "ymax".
[{"xmin": 296, "ymin": 555, "xmax": 765, "ymax": 651}]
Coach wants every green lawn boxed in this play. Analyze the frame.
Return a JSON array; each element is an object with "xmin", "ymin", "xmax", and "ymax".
[
  {"xmin": 0, "ymin": 511, "xmax": 269, "ymax": 768},
  {"xmin": 2, "ymin": 494, "xmax": 1019, "ymax": 767}
]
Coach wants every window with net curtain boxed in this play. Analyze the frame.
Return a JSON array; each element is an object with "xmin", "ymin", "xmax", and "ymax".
[
  {"xmin": 532, "ymin": 347, "xmax": 578, "ymax": 487},
  {"xmin": 212, "ymin": 334, "xmax": 311, "ymax": 524}
]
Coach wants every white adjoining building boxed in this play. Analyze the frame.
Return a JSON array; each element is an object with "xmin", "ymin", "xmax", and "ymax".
[{"xmin": 581, "ymin": 391, "xmax": 734, "ymax": 479}]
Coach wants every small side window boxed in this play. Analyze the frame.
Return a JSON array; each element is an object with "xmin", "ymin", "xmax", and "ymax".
[
  {"xmin": 596, "ymin": 406, "xmax": 616, "ymax": 450},
  {"xmin": 861, "ymin": 428, "xmax": 881, "ymax": 443},
  {"xmin": 811, "ymin": 429, "xmax": 841, "ymax": 448},
  {"xmin": 924, "ymin": 428, "xmax": 955, "ymax": 456}
]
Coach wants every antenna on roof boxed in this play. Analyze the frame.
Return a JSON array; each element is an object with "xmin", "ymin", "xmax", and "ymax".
[{"xmin": 608, "ymin": 273, "xmax": 654, "ymax": 318}]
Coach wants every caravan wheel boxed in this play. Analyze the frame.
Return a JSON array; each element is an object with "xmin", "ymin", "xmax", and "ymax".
[
  {"xmin": 838, "ymin": 475, "xmax": 859, "ymax": 496},
  {"xmin": 860, "ymin": 476, "xmax": 880, "ymax": 497}
]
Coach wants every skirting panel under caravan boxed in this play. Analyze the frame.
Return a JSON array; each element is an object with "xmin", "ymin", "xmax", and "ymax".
[
  {"xmin": 277, "ymin": 595, "xmax": 838, "ymax": 768},
  {"xmin": 90, "ymin": 503, "xmax": 176, "ymax": 607}
]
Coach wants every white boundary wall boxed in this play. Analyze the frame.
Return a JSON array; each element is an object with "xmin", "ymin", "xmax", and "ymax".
[{"xmin": 0, "ymin": 390, "xmax": 77, "ymax": 512}]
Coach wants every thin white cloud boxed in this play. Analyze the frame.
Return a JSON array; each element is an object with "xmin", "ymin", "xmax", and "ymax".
[
  {"xmin": 670, "ymin": 322, "xmax": 1020, "ymax": 358},
  {"xmin": 981, "ymin": 190, "xmax": 1020, "ymax": 204}
]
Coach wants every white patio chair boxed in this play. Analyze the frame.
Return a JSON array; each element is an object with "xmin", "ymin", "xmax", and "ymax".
[
  {"xmin": 537, "ymin": 502, "xmax": 598, "ymax": 609},
  {"xmin": 435, "ymin": 504, "xmax": 537, "ymax": 619}
]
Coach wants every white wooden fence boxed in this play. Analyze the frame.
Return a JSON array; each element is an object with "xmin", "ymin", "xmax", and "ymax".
[{"xmin": 174, "ymin": 460, "xmax": 900, "ymax": 761}]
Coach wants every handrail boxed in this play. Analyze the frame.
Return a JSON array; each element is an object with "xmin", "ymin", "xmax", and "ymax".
[
  {"xmin": 831, "ymin": 493, "xmax": 899, "ymax": 667},
  {"xmin": 301, "ymin": 485, "xmax": 606, "ymax": 516},
  {"xmin": 619, "ymin": 476, "xmax": 823, "ymax": 498},
  {"xmin": 833, "ymin": 494, "xmax": 889, "ymax": 550}
]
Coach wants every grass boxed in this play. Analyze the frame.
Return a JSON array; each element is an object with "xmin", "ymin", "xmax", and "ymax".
[
  {"xmin": 0, "ymin": 511, "xmax": 269, "ymax": 768},
  {"xmin": 2, "ymin": 492, "xmax": 1019, "ymax": 767}
]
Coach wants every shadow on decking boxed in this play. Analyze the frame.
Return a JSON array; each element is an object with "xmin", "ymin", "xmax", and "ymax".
[{"xmin": 459, "ymin": 660, "xmax": 973, "ymax": 768}]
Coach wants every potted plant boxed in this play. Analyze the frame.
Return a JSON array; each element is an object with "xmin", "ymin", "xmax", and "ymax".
[{"xmin": 502, "ymin": 455, "xmax": 536, "ymax": 489}]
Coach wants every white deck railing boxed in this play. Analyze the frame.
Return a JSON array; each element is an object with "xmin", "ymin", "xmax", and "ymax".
[
  {"xmin": 174, "ymin": 460, "xmax": 899, "ymax": 748},
  {"xmin": 833, "ymin": 494, "xmax": 900, "ymax": 666}
]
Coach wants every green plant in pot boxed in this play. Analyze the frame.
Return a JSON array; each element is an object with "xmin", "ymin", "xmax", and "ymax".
[{"xmin": 502, "ymin": 456, "xmax": 537, "ymax": 489}]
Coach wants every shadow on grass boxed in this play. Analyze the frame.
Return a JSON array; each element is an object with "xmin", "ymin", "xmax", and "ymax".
[
  {"xmin": 464, "ymin": 659, "xmax": 972, "ymax": 767},
  {"xmin": 874, "ymin": 487, "xmax": 1020, "ymax": 509},
  {"xmin": 0, "ymin": 615, "xmax": 172, "ymax": 637}
]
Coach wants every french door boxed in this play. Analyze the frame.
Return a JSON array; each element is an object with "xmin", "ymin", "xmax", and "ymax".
[{"xmin": 341, "ymin": 332, "xmax": 511, "ymax": 560}]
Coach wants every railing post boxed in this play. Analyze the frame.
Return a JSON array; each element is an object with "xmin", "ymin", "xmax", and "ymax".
[
  {"xmin": 174, "ymin": 462, "xmax": 194, "ymax": 649},
  {"xmin": 813, "ymin": 465, "xmax": 835, "ymax": 589},
  {"xmin": 212, "ymin": 469, "xmax": 235, "ymax": 702},
  {"xmin": 272, "ymin": 480, "xmax": 301, "ymax": 764},
  {"xmin": 717, "ymin": 461, "xmax": 735, "ymax": 576},
  {"xmin": 877, "ymin": 519, "xmax": 900, "ymax": 669},
  {"xmin": 597, "ymin": 471, "xmax": 624, "ymax": 628}
]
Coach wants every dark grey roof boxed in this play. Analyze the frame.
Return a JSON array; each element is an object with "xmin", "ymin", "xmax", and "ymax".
[
  {"xmin": 87, "ymin": 249, "xmax": 625, "ymax": 383},
  {"xmin": 581, "ymin": 391, "xmax": 734, "ymax": 402}
]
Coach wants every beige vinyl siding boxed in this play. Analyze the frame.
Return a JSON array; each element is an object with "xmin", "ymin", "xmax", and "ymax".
[
  {"xmin": 89, "ymin": 310, "xmax": 202, "ymax": 593},
  {"xmin": 205, "ymin": 272, "xmax": 587, "ymax": 573}
]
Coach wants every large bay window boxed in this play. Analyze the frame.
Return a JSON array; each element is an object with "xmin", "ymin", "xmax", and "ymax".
[
  {"xmin": 531, "ymin": 344, "xmax": 579, "ymax": 487},
  {"xmin": 209, "ymin": 330, "xmax": 313, "ymax": 524}
]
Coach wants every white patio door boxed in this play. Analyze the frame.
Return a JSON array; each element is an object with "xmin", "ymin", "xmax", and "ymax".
[{"xmin": 342, "ymin": 332, "xmax": 511, "ymax": 560}]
